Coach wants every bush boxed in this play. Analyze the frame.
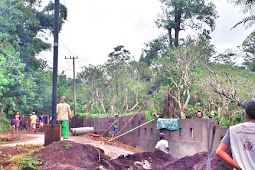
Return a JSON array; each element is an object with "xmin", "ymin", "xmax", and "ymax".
[
  {"xmin": 19, "ymin": 155, "xmax": 42, "ymax": 169},
  {"xmin": 0, "ymin": 117, "xmax": 11, "ymax": 132}
]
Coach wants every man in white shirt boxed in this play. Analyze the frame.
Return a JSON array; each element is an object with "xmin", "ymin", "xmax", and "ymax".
[
  {"xmin": 155, "ymin": 132, "xmax": 170, "ymax": 154},
  {"xmin": 216, "ymin": 101, "xmax": 255, "ymax": 170}
]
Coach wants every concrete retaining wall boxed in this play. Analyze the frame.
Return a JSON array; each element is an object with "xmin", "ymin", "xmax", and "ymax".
[{"xmin": 70, "ymin": 114, "xmax": 227, "ymax": 158}]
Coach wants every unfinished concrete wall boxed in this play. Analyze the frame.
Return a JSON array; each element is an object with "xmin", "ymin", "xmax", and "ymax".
[{"xmin": 70, "ymin": 115, "xmax": 228, "ymax": 158}]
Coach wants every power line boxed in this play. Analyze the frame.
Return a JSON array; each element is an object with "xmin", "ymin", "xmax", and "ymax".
[{"xmin": 60, "ymin": 38, "xmax": 78, "ymax": 56}]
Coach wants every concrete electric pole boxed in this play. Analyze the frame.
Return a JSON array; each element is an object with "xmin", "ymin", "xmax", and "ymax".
[
  {"xmin": 51, "ymin": 0, "xmax": 59, "ymax": 124},
  {"xmin": 65, "ymin": 56, "xmax": 78, "ymax": 116}
]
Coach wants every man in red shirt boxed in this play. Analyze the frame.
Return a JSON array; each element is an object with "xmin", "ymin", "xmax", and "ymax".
[{"xmin": 14, "ymin": 112, "xmax": 20, "ymax": 132}]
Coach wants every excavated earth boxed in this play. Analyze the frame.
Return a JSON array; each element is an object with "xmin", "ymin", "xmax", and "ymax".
[
  {"xmin": 0, "ymin": 131, "xmax": 232, "ymax": 170},
  {"xmin": 31, "ymin": 141, "xmax": 232, "ymax": 170}
]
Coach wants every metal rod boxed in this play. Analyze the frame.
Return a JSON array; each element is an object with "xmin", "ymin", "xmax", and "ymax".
[
  {"xmin": 206, "ymin": 125, "xmax": 216, "ymax": 170},
  {"xmin": 109, "ymin": 119, "xmax": 155, "ymax": 142},
  {"xmin": 113, "ymin": 106, "xmax": 143, "ymax": 138}
]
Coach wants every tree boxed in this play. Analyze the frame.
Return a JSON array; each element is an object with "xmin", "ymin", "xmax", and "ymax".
[
  {"xmin": 105, "ymin": 45, "xmax": 143, "ymax": 115},
  {"xmin": 0, "ymin": 0, "xmax": 68, "ymax": 117},
  {"xmin": 139, "ymin": 35, "xmax": 169, "ymax": 66},
  {"xmin": 78, "ymin": 64, "xmax": 108, "ymax": 114},
  {"xmin": 211, "ymin": 49, "xmax": 239, "ymax": 66},
  {"xmin": 230, "ymin": 0, "xmax": 255, "ymax": 29},
  {"xmin": 195, "ymin": 63, "xmax": 255, "ymax": 125},
  {"xmin": 156, "ymin": 0, "xmax": 218, "ymax": 47},
  {"xmin": 155, "ymin": 37, "xmax": 214, "ymax": 118},
  {"xmin": 0, "ymin": 0, "xmax": 67, "ymax": 71},
  {"xmin": 239, "ymin": 30, "xmax": 255, "ymax": 71}
]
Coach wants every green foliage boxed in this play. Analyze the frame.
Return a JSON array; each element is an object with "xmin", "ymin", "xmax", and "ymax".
[
  {"xmin": 0, "ymin": 0, "xmax": 68, "ymax": 71},
  {"xmin": 19, "ymin": 155, "xmax": 42, "ymax": 169},
  {"xmin": 0, "ymin": 117, "xmax": 11, "ymax": 132},
  {"xmin": 231, "ymin": 0, "xmax": 255, "ymax": 29},
  {"xmin": 230, "ymin": 111, "xmax": 246, "ymax": 125},
  {"xmin": 213, "ymin": 115, "xmax": 228, "ymax": 127},
  {"xmin": 63, "ymin": 143, "xmax": 72, "ymax": 149},
  {"xmin": 156, "ymin": 0, "xmax": 218, "ymax": 46},
  {"xmin": 185, "ymin": 104, "xmax": 202, "ymax": 118},
  {"xmin": 0, "ymin": 0, "xmax": 68, "ymax": 118},
  {"xmin": 145, "ymin": 113, "xmax": 155, "ymax": 121},
  {"xmin": 78, "ymin": 113, "xmax": 87, "ymax": 118}
]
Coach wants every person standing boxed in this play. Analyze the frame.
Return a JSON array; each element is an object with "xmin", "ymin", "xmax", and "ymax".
[
  {"xmin": 30, "ymin": 112, "xmax": 38, "ymax": 133},
  {"xmin": 155, "ymin": 132, "xmax": 170, "ymax": 154},
  {"xmin": 28, "ymin": 114, "xmax": 32, "ymax": 132},
  {"xmin": 216, "ymin": 101, "xmax": 255, "ymax": 170},
  {"xmin": 43, "ymin": 113, "xmax": 49, "ymax": 125},
  {"xmin": 57, "ymin": 96, "xmax": 72, "ymax": 140},
  {"xmin": 38, "ymin": 113, "xmax": 44, "ymax": 131},
  {"xmin": 11, "ymin": 117, "xmax": 15, "ymax": 132},
  {"xmin": 14, "ymin": 112, "xmax": 20, "ymax": 132}
]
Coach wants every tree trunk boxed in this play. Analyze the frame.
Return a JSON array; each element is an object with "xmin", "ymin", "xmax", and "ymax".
[
  {"xmin": 167, "ymin": 27, "xmax": 173, "ymax": 47},
  {"xmin": 174, "ymin": 8, "xmax": 181, "ymax": 47}
]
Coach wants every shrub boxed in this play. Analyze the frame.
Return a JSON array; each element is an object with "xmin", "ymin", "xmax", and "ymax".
[{"xmin": 0, "ymin": 117, "xmax": 11, "ymax": 132}]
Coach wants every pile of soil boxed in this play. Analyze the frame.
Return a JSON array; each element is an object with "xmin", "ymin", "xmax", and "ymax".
[
  {"xmin": 108, "ymin": 151, "xmax": 176, "ymax": 169},
  {"xmin": 31, "ymin": 141, "xmax": 232, "ymax": 170},
  {"xmin": 32, "ymin": 141, "xmax": 108, "ymax": 170}
]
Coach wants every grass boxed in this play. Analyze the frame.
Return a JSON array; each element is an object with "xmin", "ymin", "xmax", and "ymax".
[
  {"xmin": 5, "ymin": 153, "xmax": 42, "ymax": 170},
  {"xmin": 0, "ymin": 117, "xmax": 11, "ymax": 132},
  {"xmin": 2, "ymin": 146, "xmax": 44, "ymax": 170},
  {"xmin": 77, "ymin": 113, "xmax": 114, "ymax": 118},
  {"xmin": 19, "ymin": 155, "xmax": 43, "ymax": 169},
  {"xmin": 63, "ymin": 143, "xmax": 72, "ymax": 149}
]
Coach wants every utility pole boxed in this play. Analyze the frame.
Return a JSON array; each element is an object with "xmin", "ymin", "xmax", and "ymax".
[
  {"xmin": 51, "ymin": 0, "xmax": 60, "ymax": 124},
  {"xmin": 65, "ymin": 56, "xmax": 78, "ymax": 116}
]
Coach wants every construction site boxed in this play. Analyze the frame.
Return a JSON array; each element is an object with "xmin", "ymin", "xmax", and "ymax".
[{"xmin": 0, "ymin": 113, "xmax": 233, "ymax": 170}]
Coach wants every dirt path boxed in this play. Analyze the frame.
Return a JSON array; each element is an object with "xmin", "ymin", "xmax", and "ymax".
[{"xmin": 0, "ymin": 130, "xmax": 141, "ymax": 159}]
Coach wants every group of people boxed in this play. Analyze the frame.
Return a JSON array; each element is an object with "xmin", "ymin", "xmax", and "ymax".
[
  {"xmin": 11, "ymin": 111, "xmax": 50, "ymax": 133},
  {"xmin": 11, "ymin": 96, "xmax": 72, "ymax": 141},
  {"xmin": 155, "ymin": 101, "xmax": 255, "ymax": 169}
]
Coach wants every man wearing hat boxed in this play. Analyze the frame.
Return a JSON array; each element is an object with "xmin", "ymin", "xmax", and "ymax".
[{"xmin": 155, "ymin": 132, "xmax": 170, "ymax": 154}]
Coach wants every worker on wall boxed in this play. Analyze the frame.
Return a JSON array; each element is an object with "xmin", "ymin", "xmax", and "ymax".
[{"xmin": 155, "ymin": 132, "xmax": 170, "ymax": 154}]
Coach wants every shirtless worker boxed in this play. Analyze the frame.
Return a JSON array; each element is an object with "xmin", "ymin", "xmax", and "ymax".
[{"xmin": 216, "ymin": 101, "xmax": 255, "ymax": 169}]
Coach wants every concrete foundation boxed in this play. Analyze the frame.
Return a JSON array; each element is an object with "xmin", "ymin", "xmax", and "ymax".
[
  {"xmin": 44, "ymin": 124, "xmax": 61, "ymax": 146},
  {"xmin": 71, "ymin": 114, "xmax": 228, "ymax": 158}
]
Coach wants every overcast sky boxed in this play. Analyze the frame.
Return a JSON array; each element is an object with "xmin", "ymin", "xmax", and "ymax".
[{"xmin": 39, "ymin": 0, "xmax": 254, "ymax": 77}]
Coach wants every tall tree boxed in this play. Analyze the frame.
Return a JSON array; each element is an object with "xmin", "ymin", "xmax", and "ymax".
[
  {"xmin": 156, "ymin": 0, "xmax": 217, "ymax": 47},
  {"xmin": 155, "ymin": 37, "xmax": 214, "ymax": 118},
  {"xmin": 0, "ymin": 0, "xmax": 68, "ymax": 117},
  {"xmin": 0, "ymin": 0, "xmax": 67, "ymax": 71}
]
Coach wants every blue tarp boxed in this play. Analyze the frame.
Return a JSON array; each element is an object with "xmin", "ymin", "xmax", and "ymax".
[{"xmin": 156, "ymin": 118, "xmax": 179, "ymax": 131}]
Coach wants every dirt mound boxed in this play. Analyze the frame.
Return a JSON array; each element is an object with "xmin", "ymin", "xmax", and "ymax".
[
  {"xmin": 31, "ymin": 140, "xmax": 232, "ymax": 170},
  {"xmin": 108, "ymin": 151, "xmax": 176, "ymax": 170},
  {"xmin": 192, "ymin": 149, "xmax": 232, "ymax": 170},
  {"xmin": 33, "ymin": 141, "xmax": 108, "ymax": 170}
]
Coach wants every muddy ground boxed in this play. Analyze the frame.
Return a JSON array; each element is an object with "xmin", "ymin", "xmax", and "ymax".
[{"xmin": 0, "ymin": 130, "xmax": 232, "ymax": 170}]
